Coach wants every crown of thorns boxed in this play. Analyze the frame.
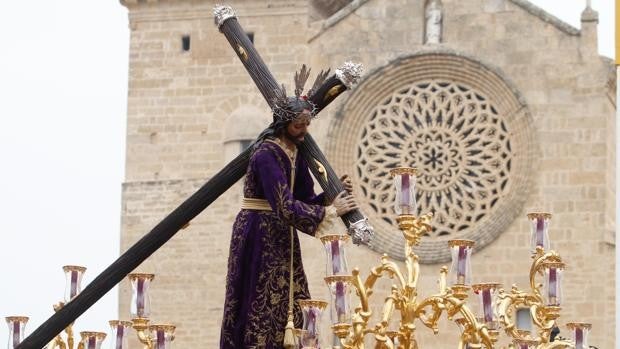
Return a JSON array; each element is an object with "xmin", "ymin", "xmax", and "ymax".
[{"xmin": 271, "ymin": 64, "xmax": 330, "ymax": 122}]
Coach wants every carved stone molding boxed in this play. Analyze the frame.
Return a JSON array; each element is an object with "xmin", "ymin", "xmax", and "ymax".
[{"xmin": 327, "ymin": 50, "xmax": 536, "ymax": 263}]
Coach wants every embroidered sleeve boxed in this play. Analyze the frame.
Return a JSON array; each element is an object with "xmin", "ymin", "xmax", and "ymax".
[
  {"xmin": 294, "ymin": 156, "xmax": 328, "ymax": 206},
  {"xmin": 255, "ymin": 148, "xmax": 325, "ymax": 235}
]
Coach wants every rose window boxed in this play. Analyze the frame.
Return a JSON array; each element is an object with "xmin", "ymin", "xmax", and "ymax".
[
  {"xmin": 328, "ymin": 52, "xmax": 535, "ymax": 262},
  {"xmin": 357, "ymin": 80, "xmax": 512, "ymax": 238}
]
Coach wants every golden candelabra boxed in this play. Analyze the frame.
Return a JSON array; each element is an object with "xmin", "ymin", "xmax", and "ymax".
[
  {"xmin": 294, "ymin": 167, "xmax": 593, "ymax": 349},
  {"xmin": 5, "ymin": 269, "xmax": 176, "ymax": 349}
]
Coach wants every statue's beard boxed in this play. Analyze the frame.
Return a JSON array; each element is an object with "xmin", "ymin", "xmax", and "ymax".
[{"xmin": 284, "ymin": 129, "xmax": 305, "ymax": 145}]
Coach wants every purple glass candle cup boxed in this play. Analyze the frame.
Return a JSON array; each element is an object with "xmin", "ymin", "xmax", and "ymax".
[
  {"xmin": 149, "ymin": 324, "xmax": 175, "ymax": 349},
  {"xmin": 527, "ymin": 213, "xmax": 551, "ymax": 254},
  {"xmin": 298, "ymin": 300, "xmax": 328, "ymax": 348},
  {"xmin": 129, "ymin": 273, "xmax": 155, "ymax": 319},
  {"xmin": 5, "ymin": 316, "xmax": 28, "ymax": 349},
  {"xmin": 80, "ymin": 331, "xmax": 107, "ymax": 349},
  {"xmin": 63, "ymin": 265, "xmax": 87, "ymax": 303},
  {"xmin": 108, "ymin": 320, "xmax": 132, "ymax": 349},
  {"xmin": 320, "ymin": 234, "xmax": 350, "ymax": 276},
  {"xmin": 566, "ymin": 322, "xmax": 591, "ymax": 349},
  {"xmin": 389, "ymin": 167, "xmax": 417, "ymax": 215}
]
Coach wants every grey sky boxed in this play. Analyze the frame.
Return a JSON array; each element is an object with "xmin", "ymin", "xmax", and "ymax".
[{"xmin": 0, "ymin": 0, "xmax": 613, "ymax": 344}]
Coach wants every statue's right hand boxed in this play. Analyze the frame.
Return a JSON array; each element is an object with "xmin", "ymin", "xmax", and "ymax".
[{"xmin": 332, "ymin": 191, "xmax": 358, "ymax": 217}]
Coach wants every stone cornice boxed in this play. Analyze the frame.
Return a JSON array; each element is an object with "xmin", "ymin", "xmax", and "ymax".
[
  {"xmin": 120, "ymin": 0, "xmax": 307, "ymax": 23},
  {"xmin": 309, "ymin": 0, "xmax": 580, "ymax": 43},
  {"xmin": 508, "ymin": 0, "xmax": 579, "ymax": 35}
]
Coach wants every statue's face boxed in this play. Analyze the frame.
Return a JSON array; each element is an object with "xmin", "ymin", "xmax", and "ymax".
[{"xmin": 286, "ymin": 109, "xmax": 311, "ymax": 144}]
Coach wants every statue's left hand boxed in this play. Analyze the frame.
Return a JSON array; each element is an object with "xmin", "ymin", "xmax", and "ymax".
[{"xmin": 340, "ymin": 174, "xmax": 353, "ymax": 194}]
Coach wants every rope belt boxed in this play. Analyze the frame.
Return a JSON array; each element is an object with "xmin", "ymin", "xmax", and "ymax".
[{"xmin": 241, "ymin": 197, "xmax": 273, "ymax": 211}]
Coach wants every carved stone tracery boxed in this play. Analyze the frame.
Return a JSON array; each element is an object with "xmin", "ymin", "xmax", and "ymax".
[{"xmin": 357, "ymin": 80, "xmax": 512, "ymax": 239}]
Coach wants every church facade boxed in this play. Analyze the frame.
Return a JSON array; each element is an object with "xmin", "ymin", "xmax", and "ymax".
[{"xmin": 118, "ymin": 0, "xmax": 615, "ymax": 347}]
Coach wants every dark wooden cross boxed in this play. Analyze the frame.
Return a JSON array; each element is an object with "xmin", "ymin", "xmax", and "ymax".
[{"xmin": 17, "ymin": 5, "xmax": 373, "ymax": 348}]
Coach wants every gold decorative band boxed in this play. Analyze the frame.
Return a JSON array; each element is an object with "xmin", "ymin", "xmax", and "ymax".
[{"xmin": 241, "ymin": 198, "xmax": 272, "ymax": 211}]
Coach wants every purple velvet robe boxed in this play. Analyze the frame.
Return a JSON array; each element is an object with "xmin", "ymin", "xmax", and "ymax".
[{"xmin": 220, "ymin": 140, "xmax": 327, "ymax": 348}]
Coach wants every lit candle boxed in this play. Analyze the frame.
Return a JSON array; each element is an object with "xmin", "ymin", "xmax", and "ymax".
[
  {"xmin": 70, "ymin": 270, "xmax": 79, "ymax": 299},
  {"xmin": 156, "ymin": 329, "xmax": 166, "ymax": 349},
  {"xmin": 331, "ymin": 240, "xmax": 341, "ymax": 275},
  {"xmin": 335, "ymin": 281, "xmax": 346, "ymax": 322},
  {"xmin": 457, "ymin": 246, "xmax": 467, "ymax": 284},
  {"xmin": 115, "ymin": 325, "xmax": 124, "ymax": 349},
  {"xmin": 535, "ymin": 217, "xmax": 544, "ymax": 247},
  {"xmin": 401, "ymin": 174, "xmax": 410, "ymax": 207},
  {"xmin": 548, "ymin": 267, "xmax": 557, "ymax": 305},
  {"xmin": 88, "ymin": 336, "xmax": 97, "ymax": 349},
  {"xmin": 575, "ymin": 327, "xmax": 583, "ymax": 349},
  {"xmin": 137, "ymin": 278, "xmax": 145, "ymax": 317},
  {"xmin": 481, "ymin": 288, "xmax": 493, "ymax": 323}
]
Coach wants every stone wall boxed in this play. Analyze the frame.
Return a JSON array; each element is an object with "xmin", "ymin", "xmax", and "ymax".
[{"xmin": 119, "ymin": 0, "xmax": 615, "ymax": 348}]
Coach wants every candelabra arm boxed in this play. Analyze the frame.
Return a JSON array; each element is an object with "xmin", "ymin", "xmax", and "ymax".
[
  {"xmin": 49, "ymin": 335, "xmax": 66, "ymax": 349},
  {"xmin": 405, "ymin": 246, "xmax": 420, "ymax": 290},
  {"xmin": 352, "ymin": 268, "xmax": 372, "ymax": 318},
  {"xmin": 379, "ymin": 289, "xmax": 397, "ymax": 328},
  {"xmin": 413, "ymin": 296, "xmax": 445, "ymax": 334},
  {"xmin": 366, "ymin": 255, "xmax": 407, "ymax": 292},
  {"xmin": 132, "ymin": 318, "xmax": 153, "ymax": 349},
  {"xmin": 529, "ymin": 250, "xmax": 561, "ymax": 295},
  {"xmin": 65, "ymin": 325, "xmax": 74, "ymax": 349}
]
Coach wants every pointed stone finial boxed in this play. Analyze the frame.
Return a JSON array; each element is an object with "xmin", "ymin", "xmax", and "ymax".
[{"xmin": 581, "ymin": 0, "xmax": 598, "ymax": 23}]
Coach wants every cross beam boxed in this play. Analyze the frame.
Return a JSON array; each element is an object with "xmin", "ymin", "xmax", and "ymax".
[{"xmin": 17, "ymin": 6, "xmax": 371, "ymax": 349}]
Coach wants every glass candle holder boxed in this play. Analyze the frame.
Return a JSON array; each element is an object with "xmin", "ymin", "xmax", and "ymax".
[
  {"xmin": 6, "ymin": 316, "xmax": 28, "ymax": 349},
  {"xmin": 448, "ymin": 240, "xmax": 474, "ymax": 285},
  {"xmin": 320, "ymin": 234, "xmax": 349, "ymax": 276},
  {"xmin": 542, "ymin": 261, "xmax": 564, "ymax": 306},
  {"xmin": 566, "ymin": 322, "xmax": 591, "ymax": 349},
  {"xmin": 472, "ymin": 283, "xmax": 501, "ymax": 330},
  {"xmin": 515, "ymin": 307, "xmax": 533, "ymax": 332},
  {"xmin": 324, "ymin": 275, "xmax": 353, "ymax": 325},
  {"xmin": 293, "ymin": 328, "xmax": 306, "ymax": 349},
  {"xmin": 527, "ymin": 212, "xmax": 551, "ymax": 253},
  {"xmin": 80, "ymin": 332, "xmax": 106, "ymax": 349},
  {"xmin": 389, "ymin": 167, "xmax": 417, "ymax": 215},
  {"xmin": 149, "ymin": 324, "xmax": 175, "ymax": 349},
  {"xmin": 108, "ymin": 320, "xmax": 132, "ymax": 349},
  {"xmin": 129, "ymin": 273, "xmax": 154, "ymax": 319},
  {"xmin": 63, "ymin": 265, "xmax": 87, "ymax": 302},
  {"xmin": 298, "ymin": 300, "xmax": 328, "ymax": 348},
  {"xmin": 512, "ymin": 338, "xmax": 539, "ymax": 349}
]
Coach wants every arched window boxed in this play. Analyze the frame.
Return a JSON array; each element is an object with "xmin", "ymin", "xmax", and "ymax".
[{"xmin": 223, "ymin": 106, "xmax": 271, "ymax": 162}]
